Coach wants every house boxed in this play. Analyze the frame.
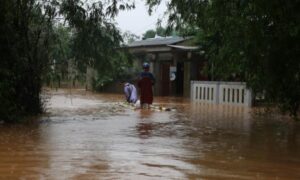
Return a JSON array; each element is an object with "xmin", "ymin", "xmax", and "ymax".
[{"xmin": 127, "ymin": 36, "xmax": 208, "ymax": 97}]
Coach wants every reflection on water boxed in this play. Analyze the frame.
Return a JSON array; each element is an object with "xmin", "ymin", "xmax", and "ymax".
[
  {"xmin": 0, "ymin": 89, "xmax": 300, "ymax": 179},
  {"xmin": 137, "ymin": 123, "xmax": 153, "ymax": 139}
]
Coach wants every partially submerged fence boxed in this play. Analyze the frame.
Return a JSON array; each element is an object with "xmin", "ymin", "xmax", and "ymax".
[{"xmin": 191, "ymin": 81, "xmax": 252, "ymax": 107}]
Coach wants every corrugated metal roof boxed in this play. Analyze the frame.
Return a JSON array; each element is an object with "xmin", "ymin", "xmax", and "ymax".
[
  {"xmin": 127, "ymin": 36, "xmax": 187, "ymax": 47},
  {"xmin": 167, "ymin": 45, "xmax": 200, "ymax": 51}
]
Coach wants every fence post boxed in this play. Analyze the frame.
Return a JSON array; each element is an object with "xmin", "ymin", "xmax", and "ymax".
[
  {"xmin": 245, "ymin": 89, "xmax": 253, "ymax": 107},
  {"xmin": 215, "ymin": 81, "xmax": 220, "ymax": 104},
  {"xmin": 190, "ymin": 81, "xmax": 194, "ymax": 100}
]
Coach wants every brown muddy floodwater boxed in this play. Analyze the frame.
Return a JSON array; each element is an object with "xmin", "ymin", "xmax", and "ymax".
[{"xmin": 0, "ymin": 89, "xmax": 300, "ymax": 179}]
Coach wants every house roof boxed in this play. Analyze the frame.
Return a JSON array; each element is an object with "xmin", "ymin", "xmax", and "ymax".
[
  {"xmin": 167, "ymin": 45, "xmax": 200, "ymax": 51},
  {"xmin": 127, "ymin": 36, "xmax": 188, "ymax": 47}
]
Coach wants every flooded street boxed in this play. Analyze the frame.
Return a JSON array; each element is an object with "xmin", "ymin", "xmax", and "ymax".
[{"xmin": 1, "ymin": 89, "xmax": 300, "ymax": 179}]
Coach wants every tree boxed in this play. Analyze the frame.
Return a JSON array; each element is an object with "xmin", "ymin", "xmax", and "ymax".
[
  {"xmin": 156, "ymin": 26, "xmax": 175, "ymax": 36},
  {"xmin": 147, "ymin": 0, "xmax": 300, "ymax": 117},
  {"xmin": 0, "ymin": 0, "xmax": 135, "ymax": 122},
  {"xmin": 142, "ymin": 26, "xmax": 174, "ymax": 39},
  {"xmin": 122, "ymin": 31, "xmax": 140, "ymax": 44},
  {"xmin": 46, "ymin": 25, "xmax": 72, "ymax": 87},
  {"xmin": 0, "ymin": 0, "xmax": 56, "ymax": 122},
  {"xmin": 143, "ymin": 29, "xmax": 156, "ymax": 39},
  {"xmin": 60, "ymin": 0, "xmax": 135, "ymax": 88}
]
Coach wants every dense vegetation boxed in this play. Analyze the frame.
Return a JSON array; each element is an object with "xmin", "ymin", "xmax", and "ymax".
[
  {"xmin": 0, "ymin": 0, "xmax": 134, "ymax": 123},
  {"xmin": 147, "ymin": 0, "xmax": 300, "ymax": 117},
  {"xmin": 0, "ymin": 0, "xmax": 54, "ymax": 122}
]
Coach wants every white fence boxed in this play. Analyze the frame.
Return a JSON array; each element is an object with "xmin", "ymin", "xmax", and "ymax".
[{"xmin": 191, "ymin": 81, "xmax": 252, "ymax": 107}]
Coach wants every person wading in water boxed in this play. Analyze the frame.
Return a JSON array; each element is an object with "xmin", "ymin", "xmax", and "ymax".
[{"xmin": 138, "ymin": 62, "xmax": 155, "ymax": 109}]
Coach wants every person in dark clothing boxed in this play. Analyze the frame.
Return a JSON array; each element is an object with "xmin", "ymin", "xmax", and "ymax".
[{"xmin": 138, "ymin": 62, "xmax": 155, "ymax": 108}]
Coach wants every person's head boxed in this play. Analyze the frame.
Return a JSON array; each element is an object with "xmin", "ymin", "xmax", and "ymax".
[{"xmin": 142, "ymin": 62, "xmax": 150, "ymax": 71}]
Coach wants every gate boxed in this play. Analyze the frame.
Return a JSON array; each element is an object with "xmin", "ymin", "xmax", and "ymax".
[{"xmin": 191, "ymin": 81, "xmax": 252, "ymax": 107}]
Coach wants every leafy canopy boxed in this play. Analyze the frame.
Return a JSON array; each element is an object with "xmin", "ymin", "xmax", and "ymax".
[
  {"xmin": 0, "ymin": 0, "xmax": 135, "ymax": 122},
  {"xmin": 147, "ymin": 0, "xmax": 300, "ymax": 117}
]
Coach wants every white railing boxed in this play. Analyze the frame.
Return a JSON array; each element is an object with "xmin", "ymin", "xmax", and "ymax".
[
  {"xmin": 191, "ymin": 81, "xmax": 252, "ymax": 107},
  {"xmin": 191, "ymin": 81, "xmax": 218, "ymax": 103}
]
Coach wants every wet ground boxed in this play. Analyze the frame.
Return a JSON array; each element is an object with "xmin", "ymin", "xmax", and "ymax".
[{"xmin": 0, "ymin": 89, "xmax": 300, "ymax": 179}]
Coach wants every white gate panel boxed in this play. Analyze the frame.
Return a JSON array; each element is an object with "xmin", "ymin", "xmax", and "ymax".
[
  {"xmin": 191, "ymin": 81, "xmax": 252, "ymax": 107},
  {"xmin": 191, "ymin": 81, "xmax": 218, "ymax": 103}
]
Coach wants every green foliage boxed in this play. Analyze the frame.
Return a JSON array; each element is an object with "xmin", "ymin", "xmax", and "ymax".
[
  {"xmin": 0, "ymin": 0, "xmax": 135, "ymax": 122},
  {"xmin": 60, "ymin": 0, "xmax": 135, "ymax": 89},
  {"xmin": 45, "ymin": 25, "xmax": 72, "ymax": 85},
  {"xmin": 122, "ymin": 31, "xmax": 140, "ymax": 44},
  {"xmin": 143, "ymin": 29, "xmax": 156, "ymax": 39},
  {"xmin": 94, "ymin": 49, "xmax": 134, "ymax": 90},
  {"xmin": 0, "ymin": 0, "xmax": 56, "ymax": 122},
  {"xmin": 142, "ymin": 26, "xmax": 174, "ymax": 39},
  {"xmin": 147, "ymin": 0, "xmax": 300, "ymax": 117}
]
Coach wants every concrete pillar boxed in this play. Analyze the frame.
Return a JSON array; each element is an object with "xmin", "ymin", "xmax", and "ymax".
[
  {"xmin": 184, "ymin": 62, "xmax": 191, "ymax": 97},
  {"xmin": 151, "ymin": 53, "xmax": 160, "ymax": 96},
  {"xmin": 170, "ymin": 52, "xmax": 178, "ymax": 96}
]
